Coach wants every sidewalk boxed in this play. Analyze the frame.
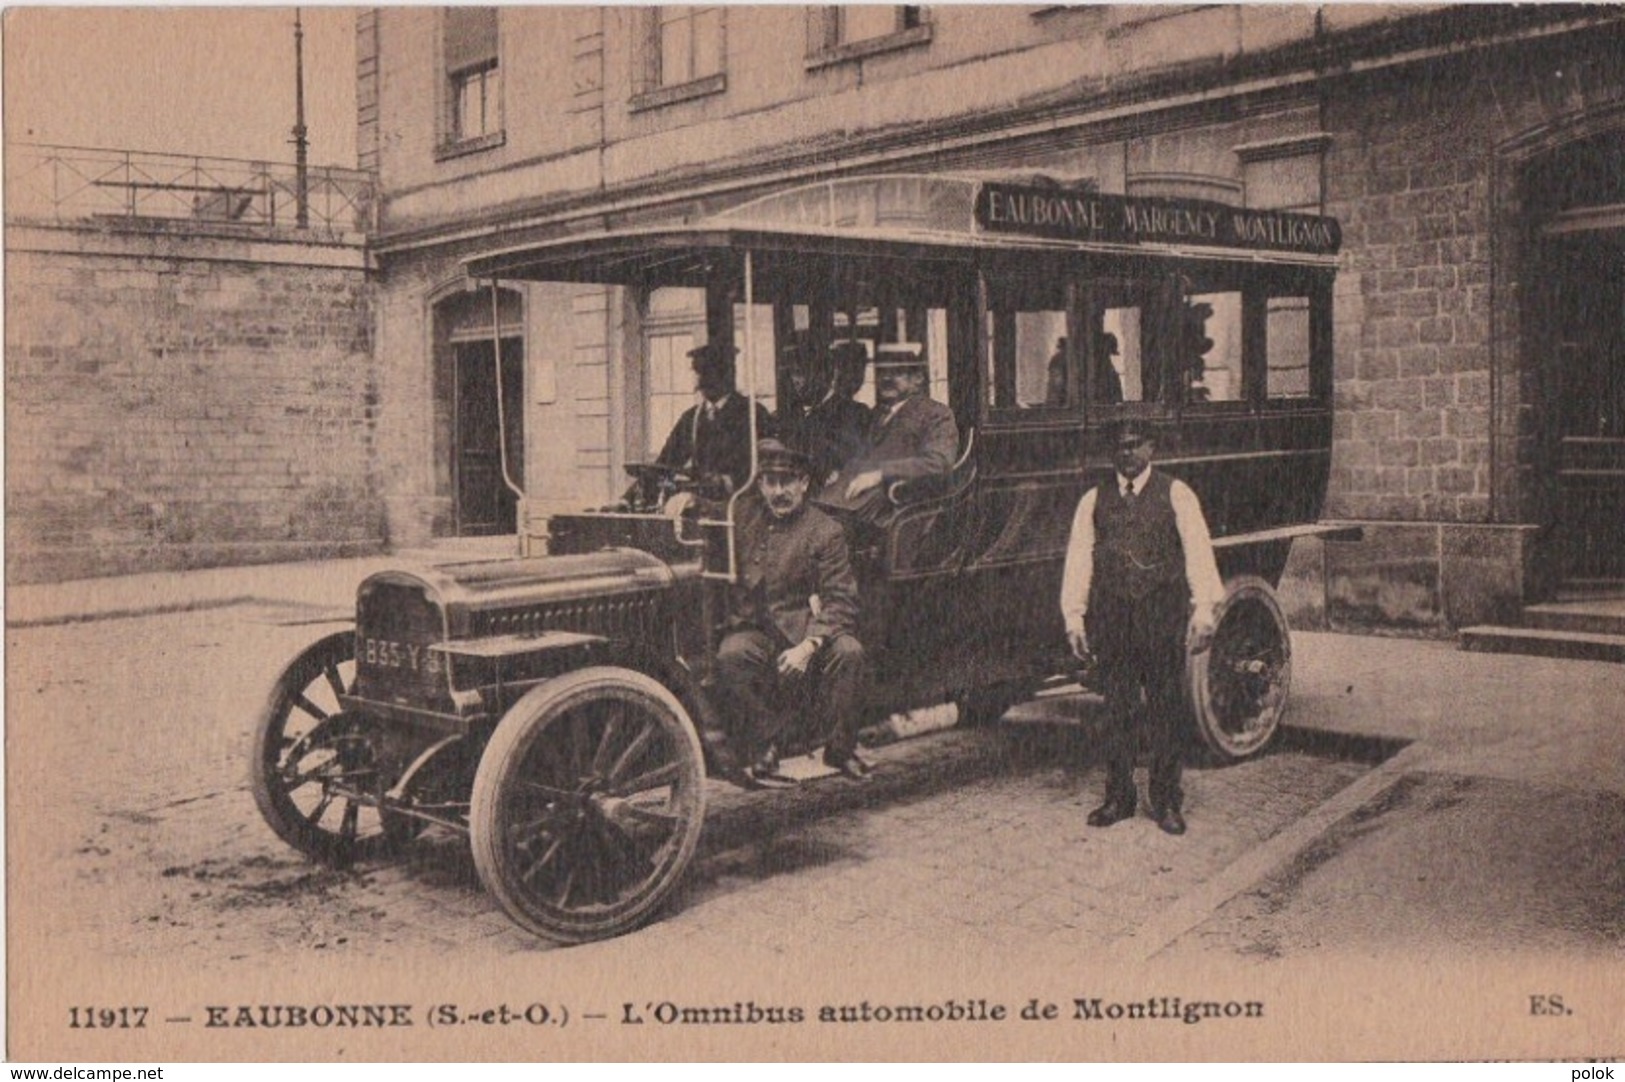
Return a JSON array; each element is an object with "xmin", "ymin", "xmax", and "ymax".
[{"xmin": 4, "ymin": 538, "xmax": 520, "ymax": 628}]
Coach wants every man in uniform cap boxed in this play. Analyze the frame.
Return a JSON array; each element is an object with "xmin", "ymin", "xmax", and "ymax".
[
  {"xmin": 821, "ymin": 346, "xmax": 959, "ymax": 524},
  {"xmin": 713, "ymin": 439, "xmax": 869, "ymax": 782},
  {"xmin": 653, "ymin": 341, "xmax": 773, "ymax": 494},
  {"xmin": 1059, "ymin": 419, "xmax": 1224, "ymax": 835}
]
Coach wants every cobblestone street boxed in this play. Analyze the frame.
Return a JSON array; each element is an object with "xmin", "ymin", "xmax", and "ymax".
[
  {"xmin": 14, "ymin": 602, "xmax": 1376, "ymax": 969},
  {"xmin": 9, "ymin": 594, "xmax": 1623, "ymax": 1061}
]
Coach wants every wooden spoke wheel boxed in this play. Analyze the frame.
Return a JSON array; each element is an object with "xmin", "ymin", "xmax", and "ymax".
[
  {"xmin": 250, "ymin": 631, "xmax": 407, "ymax": 864},
  {"xmin": 1185, "ymin": 575, "xmax": 1292, "ymax": 762},
  {"xmin": 469, "ymin": 667, "xmax": 707, "ymax": 943}
]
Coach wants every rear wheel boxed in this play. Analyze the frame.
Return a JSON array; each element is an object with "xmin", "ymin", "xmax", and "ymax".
[
  {"xmin": 1185, "ymin": 575, "xmax": 1292, "ymax": 762},
  {"xmin": 955, "ymin": 683, "xmax": 1025, "ymax": 727},
  {"xmin": 469, "ymin": 667, "xmax": 706, "ymax": 943}
]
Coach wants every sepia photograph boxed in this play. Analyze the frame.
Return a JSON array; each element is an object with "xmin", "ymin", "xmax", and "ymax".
[{"xmin": 4, "ymin": 3, "xmax": 1623, "ymax": 1063}]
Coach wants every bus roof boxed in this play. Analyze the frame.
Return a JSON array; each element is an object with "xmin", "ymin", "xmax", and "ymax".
[{"xmin": 463, "ymin": 174, "xmax": 1342, "ymax": 285}]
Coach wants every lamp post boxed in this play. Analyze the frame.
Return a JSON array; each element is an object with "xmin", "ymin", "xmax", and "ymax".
[{"xmin": 292, "ymin": 7, "xmax": 310, "ymax": 228}]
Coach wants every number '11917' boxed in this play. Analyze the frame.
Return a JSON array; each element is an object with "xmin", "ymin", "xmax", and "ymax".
[{"xmin": 69, "ymin": 1006, "xmax": 148, "ymax": 1029}]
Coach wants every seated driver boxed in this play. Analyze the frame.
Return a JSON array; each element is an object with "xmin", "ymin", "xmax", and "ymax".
[
  {"xmin": 713, "ymin": 439, "xmax": 869, "ymax": 783},
  {"xmin": 631, "ymin": 341, "xmax": 772, "ymax": 508},
  {"xmin": 820, "ymin": 347, "xmax": 959, "ymax": 525}
]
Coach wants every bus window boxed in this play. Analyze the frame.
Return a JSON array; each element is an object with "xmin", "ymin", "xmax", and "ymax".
[
  {"xmin": 1266, "ymin": 295, "xmax": 1313, "ymax": 398},
  {"xmin": 1184, "ymin": 291, "xmax": 1243, "ymax": 403},
  {"xmin": 984, "ymin": 278, "xmax": 1069, "ymax": 410},
  {"xmin": 1100, "ymin": 306, "xmax": 1141, "ymax": 401},
  {"xmin": 1086, "ymin": 274, "xmax": 1186, "ymax": 404}
]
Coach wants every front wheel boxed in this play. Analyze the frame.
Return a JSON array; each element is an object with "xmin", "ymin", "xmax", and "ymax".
[
  {"xmin": 469, "ymin": 667, "xmax": 707, "ymax": 943},
  {"xmin": 250, "ymin": 631, "xmax": 404, "ymax": 864},
  {"xmin": 1185, "ymin": 575, "xmax": 1292, "ymax": 762}
]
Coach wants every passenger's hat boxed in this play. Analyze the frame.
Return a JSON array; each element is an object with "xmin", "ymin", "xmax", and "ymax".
[
  {"xmin": 756, "ymin": 438, "xmax": 812, "ymax": 478},
  {"xmin": 1111, "ymin": 418, "xmax": 1157, "ymax": 447},
  {"xmin": 828, "ymin": 340, "xmax": 871, "ymax": 365},
  {"xmin": 1099, "ymin": 331, "xmax": 1121, "ymax": 355},
  {"xmin": 873, "ymin": 344, "xmax": 927, "ymax": 369},
  {"xmin": 687, "ymin": 341, "xmax": 739, "ymax": 365}
]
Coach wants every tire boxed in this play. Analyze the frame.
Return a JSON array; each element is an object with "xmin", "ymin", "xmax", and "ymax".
[
  {"xmin": 469, "ymin": 666, "xmax": 707, "ymax": 944},
  {"xmin": 250, "ymin": 631, "xmax": 404, "ymax": 864},
  {"xmin": 955, "ymin": 683, "xmax": 1025, "ymax": 727},
  {"xmin": 1185, "ymin": 575, "xmax": 1292, "ymax": 763}
]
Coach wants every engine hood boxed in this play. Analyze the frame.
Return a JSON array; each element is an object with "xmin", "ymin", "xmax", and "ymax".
[{"xmin": 358, "ymin": 547, "xmax": 683, "ymax": 623}]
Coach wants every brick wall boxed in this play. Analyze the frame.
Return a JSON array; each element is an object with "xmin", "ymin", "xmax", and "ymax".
[
  {"xmin": 1317, "ymin": 37, "xmax": 1624, "ymax": 628},
  {"xmin": 1324, "ymin": 59, "xmax": 1499, "ymax": 526},
  {"xmin": 5, "ymin": 223, "xmax": 382, "ymax": 583}
]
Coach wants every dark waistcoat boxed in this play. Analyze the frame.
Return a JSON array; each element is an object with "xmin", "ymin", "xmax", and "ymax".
[{"xmin": 1090, "ymin": 470, "xmax": 1187, "ymax": 605}]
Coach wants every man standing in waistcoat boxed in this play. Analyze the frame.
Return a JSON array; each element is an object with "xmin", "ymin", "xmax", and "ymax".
[{"xmin": 1059, "ymin": 420, "xmax": 1224, "ymax": 835}]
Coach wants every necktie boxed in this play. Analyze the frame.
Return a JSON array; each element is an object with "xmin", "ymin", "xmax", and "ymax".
[{"xmin": 1123, "ymin": 481, "xmax": 1135, "ymax": 501}]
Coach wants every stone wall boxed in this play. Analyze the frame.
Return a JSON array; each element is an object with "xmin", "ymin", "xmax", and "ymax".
[
  {"xmin": 5, "ymin": 222, "xmax": 381, "ymax": 583},
  {"xmin": 1317, "ymin": 36, "xmax": 1624, "ymax": 629}
]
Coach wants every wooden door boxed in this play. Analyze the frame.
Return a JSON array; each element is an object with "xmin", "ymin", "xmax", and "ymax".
[
  {"xmin": 1549, "ymin": 231, "xmax": 1625, "ymax": 585},
  {"xmin": 454, "ymin": 337, "xmax": 524, "ymax": 535}
]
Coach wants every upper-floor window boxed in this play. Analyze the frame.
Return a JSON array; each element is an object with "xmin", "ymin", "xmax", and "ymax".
[
  {"xmin": 807, "ymin": 5, "xmax": 931, "ymax": 68},
  {"xmin": 660, "ymin": 6, "xmax": 723, "ymax": 86},
  {"xmin": 632, "ymin": 6, "xmax": 727, "ymax": 111},
  {"xmin": 439, "ymin": 7, "xmax": 503, "ymax": 157}
]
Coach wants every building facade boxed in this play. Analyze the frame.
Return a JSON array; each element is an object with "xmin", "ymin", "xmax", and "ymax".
[{"xmin": 361, "ymin": 4, "xmax": 1625, "ymax": 630}]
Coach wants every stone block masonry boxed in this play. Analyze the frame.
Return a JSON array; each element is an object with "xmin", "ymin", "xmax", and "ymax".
[{"xmin": 5, "ymin": 223, "xmax": 381, "ymax": 583}]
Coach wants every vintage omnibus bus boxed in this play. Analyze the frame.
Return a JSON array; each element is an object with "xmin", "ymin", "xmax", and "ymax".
[{"xmin": 251, "ymin": 175, "xmax": 1351, "ymax": 943}]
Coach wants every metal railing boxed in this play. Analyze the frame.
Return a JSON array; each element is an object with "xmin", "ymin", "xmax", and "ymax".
[{"xmin": 4, "ymin": 142, "xmax": 374, "ymax": 237}]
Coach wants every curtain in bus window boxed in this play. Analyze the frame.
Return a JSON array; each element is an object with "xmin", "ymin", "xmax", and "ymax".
[{"xmin": 1266, "ymin": 296, "xmax": 1312, "ymax": 398}]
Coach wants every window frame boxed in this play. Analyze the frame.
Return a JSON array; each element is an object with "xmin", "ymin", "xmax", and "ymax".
[
  {"xmin": 436, "ymin": 7, "xmax": 505, "ymax": 161},
  {"xmin": 630, "ymin": 6, "xmax": 728, "ymax": 113},
  {"xmin": 805, "ymin": 5, "xmax": 932, "ymax": 70},
  {"xmin": 978, "ymin": 259, "xmax": 1334, "ymax": 430}
]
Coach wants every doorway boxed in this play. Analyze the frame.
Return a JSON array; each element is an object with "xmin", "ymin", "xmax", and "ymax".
[
  {"xmin": 452, "ymin": 336, "xmax": 524, "ymax": 536},
  {"xmin": 1544, "ymin": 230, "xmax": 1625, "ymax": 585},
  {"xmin": 1529, "ymin": 130, "xmax": 1625, "ymax": 588}
]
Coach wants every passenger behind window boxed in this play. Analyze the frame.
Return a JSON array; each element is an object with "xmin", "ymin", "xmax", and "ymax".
[
  {"xmin": 783, "ymin": 341, "xmax": 872, "ymax": 488},
  {"xmin": 819, "ymin": 348, "xmax": 958, "ymax": 526},
  {"xmin": 1094, "ymin": 332, "xmax": 1124, "ymax": 404},
  {"xmin": 1045, "ymin": 337, "xmax": 1070, "ymax": 407}
]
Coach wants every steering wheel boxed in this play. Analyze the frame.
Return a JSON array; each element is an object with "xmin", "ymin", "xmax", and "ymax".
[
  {"xmin": 621, "ymin": 462, "xmax": 695, "ymax": 513},
  {"xmin": 624, "ymin": 462, "xmax": 692, "ymax": 487}
]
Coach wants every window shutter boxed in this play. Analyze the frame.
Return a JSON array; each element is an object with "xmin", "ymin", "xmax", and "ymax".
[{"xmin": 445, "ymin": 6, "xmax": 498, "ymax": 73}]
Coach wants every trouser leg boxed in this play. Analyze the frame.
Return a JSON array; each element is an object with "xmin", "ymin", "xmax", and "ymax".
[
  {"xmin": 1097, "ymin": 662, "xmax": 1140, "ymax": 806},
  {"xmin": 809, "ymin": 633, "xmax": 866, "ymax": 760},
  {"xmin": 1142, "ymin": 594, "xmax": 1189, "ymax": 813},
  {"xmin": 1144, "ymin": 658, "xmax": 1185, "ymax": 812},
  {"xmin": 714, "ymin": 629, "xmax": 783, "ymax": 762}
]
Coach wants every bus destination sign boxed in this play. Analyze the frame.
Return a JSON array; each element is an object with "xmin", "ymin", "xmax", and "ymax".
[{"xmin": 974, "ymin": 183, "xmax": 1341, "ymax": 256}]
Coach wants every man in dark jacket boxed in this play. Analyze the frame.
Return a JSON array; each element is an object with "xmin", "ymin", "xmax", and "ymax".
[
  {"xmin": 820, "ymin": 348, "xmax": 959, "ymax": 524},
  {"xmin": 714, "ymin": 440, "xmax": 869, "ymax": 783},
  {"xmin": 654, "ymin": 341, "xmax": 773, "ymax": 495},
  {"xmin": 790, "ymin": 341, "xmax": 873, "ymax": 487},
  {"xmin": 1059, "ymin": 419, "xmax": 1224, "ymax": 835}
]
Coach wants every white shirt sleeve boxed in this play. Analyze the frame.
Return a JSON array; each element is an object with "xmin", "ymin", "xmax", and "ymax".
[
  {"xmin": 1169, "ymin": 478, "xmax": 1226, "ymax": 623},
  {"xmin": 1059, "ymin": 487, "xmax": 1099, "ymax": 636}
]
